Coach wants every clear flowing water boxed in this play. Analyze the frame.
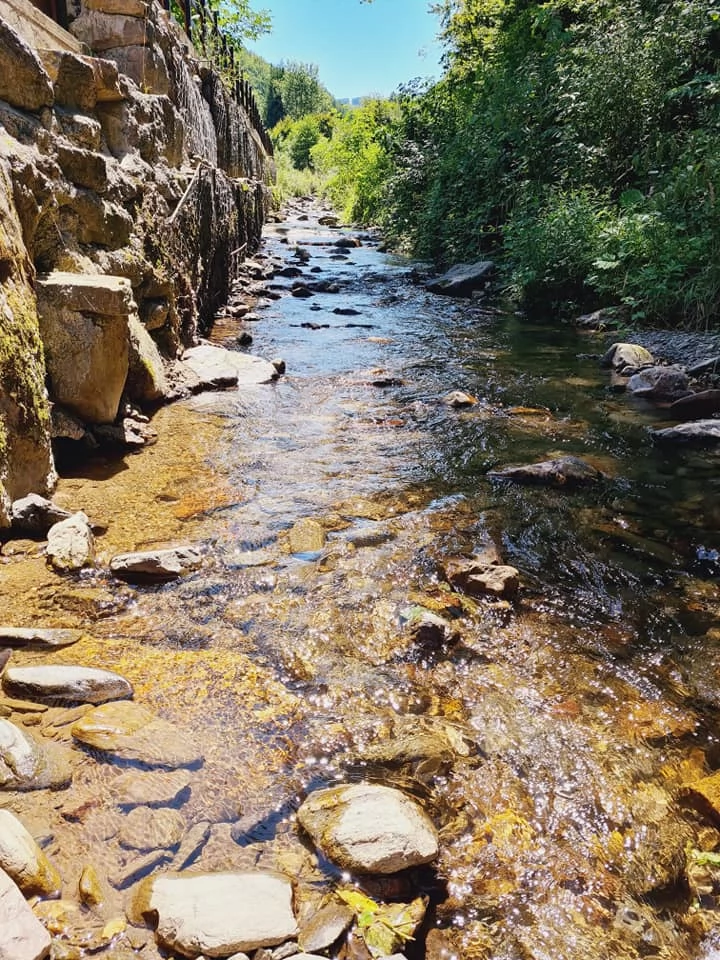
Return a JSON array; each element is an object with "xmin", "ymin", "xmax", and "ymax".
[{"xmin": 2, "ymin": 202, "xmax": 720, "ymax": 959}]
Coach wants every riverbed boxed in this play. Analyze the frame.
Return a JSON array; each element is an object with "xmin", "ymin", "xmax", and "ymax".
[{"xmin": 2, "ymin": 200, "xmax": 720, "ymax": 960}]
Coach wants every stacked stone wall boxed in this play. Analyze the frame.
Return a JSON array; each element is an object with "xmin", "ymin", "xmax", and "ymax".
[{"xmin": 0, "ymin": 2, "xmax": 273, "ymax": 523}]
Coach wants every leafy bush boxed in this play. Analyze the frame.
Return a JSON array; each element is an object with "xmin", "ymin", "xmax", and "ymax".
[{"xmin": 503, "ymin": 187, "xmax": 611, "ymax": 311}]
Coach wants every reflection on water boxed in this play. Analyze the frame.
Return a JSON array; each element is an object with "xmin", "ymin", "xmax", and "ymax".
[{"xmin": 1, "ymin": 208, "xmax": 720, "ymax": 958}]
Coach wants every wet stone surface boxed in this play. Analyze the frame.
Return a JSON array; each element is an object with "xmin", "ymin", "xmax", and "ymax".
[{"xmin": 1, "ymin": 199, "xmax": 720, "ymax": 959}]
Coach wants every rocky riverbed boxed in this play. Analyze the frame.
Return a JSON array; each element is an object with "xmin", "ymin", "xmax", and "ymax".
[{"xmin": 2, "ymin": 200, "xmax": 720, "ymax": 960}]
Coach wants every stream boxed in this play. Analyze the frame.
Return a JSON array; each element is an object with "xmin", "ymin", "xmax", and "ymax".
[{"xmin": 3, "ymin": 199, "xmax": 720, "ymax": 960}]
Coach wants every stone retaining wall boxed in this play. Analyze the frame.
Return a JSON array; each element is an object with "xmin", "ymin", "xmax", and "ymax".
[{"xmin": 0, "ymin": 1, "xmax": 273, "ymax": 524}]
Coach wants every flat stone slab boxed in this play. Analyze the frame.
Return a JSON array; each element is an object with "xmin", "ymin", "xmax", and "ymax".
[
  {"xmin": 0, "ymin": 867, "xmax": 52, "ymax": 960},
  {"xmin": 138, "ymin": 871, "xmax": 298, "ymax": 957},
  {"xmin": 651, "ymin": 419, "xmax": 720, "ymax": 445},
  {"xmin": 297, "ymin": 783, "xmax": 438, "ymax": 874},
  {"xmin": 0, "ymin": 628, "xmax": 83, "ymax": 649},
  {"xmin": 182, "ymin": 344, "xmax": 279, "ymax": 391},
  {"xmin": 72, "ymin": 700, "xmax": 203, "ymax": 768},
  {"xmin": 487, "ymin": 455, "xmax": 604, "ymax": 488},
  {"xmin": 35, "ymin": 272, "xmax": 134, "ymax": 316},
  {"xmin": 110, "ymin": 546, "xmax": 203, "ymax": 582},
  {"xmin": 0, "ymin": 719, "xmax": 73, "ymax": 791},
  {"xmin": 425, "ymin": 261, "xmax": 495, "ymax": 297},
  {"xmin": 3, "ymin": 665, "xmax": 132, "ymax": 704}
]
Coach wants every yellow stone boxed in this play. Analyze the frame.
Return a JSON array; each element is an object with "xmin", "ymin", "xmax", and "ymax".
[
  {"xmin": 684, "ymin": 770, "xmax": 720, "ymax": 822},
  {"xmin": 79, "ymin": 864, "xmax": 104, "ymax": 906}
]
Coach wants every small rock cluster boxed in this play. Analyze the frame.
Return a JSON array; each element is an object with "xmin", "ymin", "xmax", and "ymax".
[{"xmin": 601, "ymin": 341, "xmax": 720, "ymax": 445}]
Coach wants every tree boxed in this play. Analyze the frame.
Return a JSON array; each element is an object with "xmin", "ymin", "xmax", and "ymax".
[{"xmin": 278, "ymin": 61, "xmax": 335, "ymax": 120}]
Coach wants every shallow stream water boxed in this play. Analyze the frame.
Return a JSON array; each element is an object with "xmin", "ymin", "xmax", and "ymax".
[{"xmin": 3, "ymin": 201, "xmax": 720, "ymax": 959}]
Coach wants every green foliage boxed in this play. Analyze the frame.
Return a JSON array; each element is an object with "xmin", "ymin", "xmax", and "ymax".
[
  {"xmin": 312, "ymin": 100, "xmax": 397, "ymax": 223},
  {"xmin": 235, "ymin": 50, "xmax": 336, "ymax": 127},
  {"xmin": 278, "ymin": 60, "xmax": 335, "ymax": 120},
  {"xmin": 210, "ymin": 0, "xmax": 271, "ymax": 42},
  {"xmin": 503, "ymin": 187, "xmax": 610, "ymax": 311},
  {"xmin": 272, "ymin": 148, "xmax": 328, "ymax": 204},
  {"xmin": 321, "ymin": 0, "xmax": 720, "ymax": 326}
]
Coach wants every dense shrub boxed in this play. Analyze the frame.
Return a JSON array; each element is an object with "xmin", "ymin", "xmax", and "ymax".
[{"xmin": 315, "ymin": 0, "xmax": 720, "ymax": 327}]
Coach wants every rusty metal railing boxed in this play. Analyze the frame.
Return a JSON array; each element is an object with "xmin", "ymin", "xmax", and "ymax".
[{"xmin": 162, "ymin": 0, "xmax": 274, "ymax": 156}]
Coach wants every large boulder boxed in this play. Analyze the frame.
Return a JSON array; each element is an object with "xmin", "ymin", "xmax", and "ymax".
[
  {"xmin": 0, "ymin": 810, "xmax": 61, "ymax": 897},
  {"xmin": 103, "ymin": 44, "xmax": 170, "ymax": 96},
  {"xmin": 0, "ymin": 867, "xmax": 51, "ymax": 960},
  {"xmin": 297, "ymin": 783, "xmax": 438, "ymax": 875},
  {"xmin": 425, "ymin": 261, "xmax": 495, "ymax": 297},
  {"xmin": 70, "ymin": 9, "xmax": 155, "ymax": 51},
  {"xmin": 137, "ymin": 871, "xmax": 298, "ymax": 957},
  {"xmin": 36, "ymin": 274, "xmax": 134, "ymax": 425},
  {"xmin": 626, "ymin": 365, "xmax": 691, "ymax": 402},
  {"xmin": 0, "ymin": 19, "xmax": 54, "ymax": 112},
  {"xmin": 39, "ymin": 50, "xmax": 97, "ymax": 111},
  {"xmin": 600, "ymin": 342, "xmax": 654, "ymax": 373}
]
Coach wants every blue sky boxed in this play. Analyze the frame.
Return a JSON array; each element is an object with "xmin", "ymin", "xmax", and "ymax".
[{"xmin": 248, "ymin": 0, "xmax": 444, "ymax": 100}]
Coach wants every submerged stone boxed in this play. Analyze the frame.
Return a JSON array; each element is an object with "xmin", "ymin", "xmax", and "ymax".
[
  {"xmin": 111, "ymin": 768, "xmax": 192, "ymax": 807},
  {"xmin": 487, "ymin": 455, "xmax": 604, "ymax": 488},
  {"xmin": 137, "ymin": 871, "xmax": 298, "ymax": 957},
  {"xmin": 297, "ymin": 783, "xmax": 438, "ymax": 875},
  {"xmin": 669, "ymin": 389, "xmax": 720, "ymax": 420},
  {"xmin": 3, "ymin": 665, "xmax": 132, "ymax": 704},
  {"xmin": 170, "ymin": 821, "xmax": 211, "ymax": 871},
  {"xmin": 288, "ymin": 518, "xmax": 326, "ymax": 554},
  {"xmin": 118, "ymin": 806, "xmax": 185, "ymax": 851},
  {"xmin": 72, "ymin": 700, "xmax": 203, "ymax": 768}
]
